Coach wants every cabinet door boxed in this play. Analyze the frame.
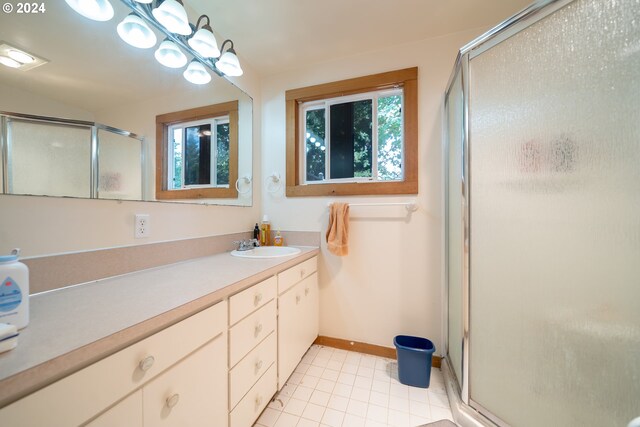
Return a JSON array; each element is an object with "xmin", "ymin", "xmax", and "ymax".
[
  {"xmin": 143, "ymin": 334, "xmax": 227, "ymax": 427},
  {"xmin": 278, "ymin": 281, "xmax": 305, "ymax": 387},
  {"xmin": 301, "ymin": 272, "xmax": 319, "ymax": 347},
  {"xmin": 87, "ymin": 391, "xmax": 142, "ymax": 427}
]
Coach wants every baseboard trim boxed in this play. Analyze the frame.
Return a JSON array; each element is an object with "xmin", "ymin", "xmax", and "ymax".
[{"xmin": 314, "ymin": 336, "xmax": 442, "ymax": 368}]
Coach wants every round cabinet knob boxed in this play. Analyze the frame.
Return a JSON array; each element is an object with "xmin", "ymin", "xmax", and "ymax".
[
  {"xmin": 254, "ymin": 293, "xmax": 263, "ymax": 306},
  {"xmin": 300, "ymin": 269, "xmax": 305, "ymax": 278},
  {"xmin": 255, "ymin": 359, "xmax": 263, "ymax": 372},
  {"xmin": 254, "ymin": 323, "xmax": 263, "ymax": 337},
  {"xmin": 296, "ymin": 295, "xmax": 301, "ymax": 304},
  {"xmin": 166, "ymin": 393, "xmax": 180, "ymax": 409},
  {"xmin": 139, "ymin": 355, "xmax": 155, "ymax": 372},
  {"xmin": 305, "ymin": 287, "xmax": 310, "ymax": 296},
  {"xmin": 255, "ymin": 395, "xmax": 263, "ymax": 408}
]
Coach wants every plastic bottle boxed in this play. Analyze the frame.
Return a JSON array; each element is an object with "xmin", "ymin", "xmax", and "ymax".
[
  {"xmin": 253, "ymin": 223, "xmax": 260, "ymax": 241},
  {"xmin": 273, "ymin": 231, "xmax": 284, "ymax": 247},
  {"xmin": 0, "ymin": 249, "xmax": 29, "ymax": 329},
  {"xmin": 260, "ymin": 215, "xmax": 271, "ymax": 246}
]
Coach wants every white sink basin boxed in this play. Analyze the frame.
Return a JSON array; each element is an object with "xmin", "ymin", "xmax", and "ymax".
[{"xmin": 230, "ymin": 246, "xmax": 302, "ymax": 259}]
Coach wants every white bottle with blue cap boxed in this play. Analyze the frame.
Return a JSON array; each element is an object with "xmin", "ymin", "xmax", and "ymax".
[{"xmin": 0, "ymin": 249, "xmax": 29, "ymax": 329}]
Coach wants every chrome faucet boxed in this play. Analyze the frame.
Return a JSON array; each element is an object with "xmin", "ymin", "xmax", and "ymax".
[{"xmin": 233, "ymin": 239, "xmax": 260, "ymax": 251}]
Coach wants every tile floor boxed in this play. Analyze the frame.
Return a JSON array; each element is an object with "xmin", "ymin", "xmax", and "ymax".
[{"xmin": 254, "ymin": 345, "xmax": 454, "ymax": 427}]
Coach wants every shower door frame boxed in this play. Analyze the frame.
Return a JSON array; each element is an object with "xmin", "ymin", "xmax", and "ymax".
[
  {"xmin": 443, "ymin": 0, "xmax": 576, "ymax": 425},
  {"xmin": 0, "ymin": 111, "xmax": 145, "ymax": 200}
]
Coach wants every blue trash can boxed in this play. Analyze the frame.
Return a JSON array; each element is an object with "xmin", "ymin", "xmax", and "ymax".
[{"xmin": 394, "ymin": 335, "xmax": 435, "ymax": 388}]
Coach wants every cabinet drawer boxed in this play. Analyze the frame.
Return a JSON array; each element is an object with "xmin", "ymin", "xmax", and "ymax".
[
  {"xmin": 0, "ymin": 301, "xmax": 227, "ymax": 427},
  {"xmin": 230, "ymin": 364, "xmax": 277, "ymax": 427},
  {"xmin": 143, "ymin": 334, "xmax": 228, "ymax": 427},
  {"xmin": 87, "ymin": 390, "xmax": 142, "ymax": 427},
  {"xmin": 229, "ymin": 332, "xmax": 276, "ymax": 410},
  {"xmin": 229, "ymin": 300, "xmax": 276, "ymax": 367},
  {"xmin": 277, "ymin": 256, "xmax": 317, "ymax": 295},
  {"xmin": 229, "ymin": 276, "xmax": 276, "ymax": 326}
]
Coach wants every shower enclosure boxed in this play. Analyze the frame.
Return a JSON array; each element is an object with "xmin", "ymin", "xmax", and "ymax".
[
  {"xmin": 444, "ymin": 0, "xmax": 639, "ymax": 426},
  {"xmin": 0, "ymin": 112, "xmax": 144, "ymax": 200}
]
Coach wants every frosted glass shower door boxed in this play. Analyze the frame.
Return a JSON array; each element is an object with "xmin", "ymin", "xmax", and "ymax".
[
  {"xmin": 97, "ymin": 129, "xmax": 143, "ymax": 200},
  {"xmin": 446, "ymin": 67, "xmax": 465, "ymax": 387},
  {"xmin": 468, "ymin": 0, "xmax": 640, "ymax": 426},
  {"xmin": 7, "ymin": 119, "xmax": 91, "ymax": 198}
]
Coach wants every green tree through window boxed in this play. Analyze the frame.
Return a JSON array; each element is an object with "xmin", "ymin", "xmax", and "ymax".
[{"xmin": 303, "ymin": 92, "xmax": 402, "ymax": 182}]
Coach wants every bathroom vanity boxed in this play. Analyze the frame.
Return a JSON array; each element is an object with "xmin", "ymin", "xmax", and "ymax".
[{"xmin": 0, "ymin": 249, "xmax": 319, "ymax": 427}]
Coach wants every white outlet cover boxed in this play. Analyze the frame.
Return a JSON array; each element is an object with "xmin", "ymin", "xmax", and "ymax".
[{"xmin": 135, "ymin": 214, "xmax": 150, "ymax": 238}]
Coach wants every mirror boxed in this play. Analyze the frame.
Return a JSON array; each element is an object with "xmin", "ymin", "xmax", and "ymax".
[{"xmin": 0, "ymin": 1, "xmax": 252, "ymax": 206}]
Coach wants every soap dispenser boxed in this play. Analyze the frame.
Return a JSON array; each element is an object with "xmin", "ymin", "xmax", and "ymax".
[{"xmin": 274, "ymin": 231, "xmax": 284, "ymax": 247}]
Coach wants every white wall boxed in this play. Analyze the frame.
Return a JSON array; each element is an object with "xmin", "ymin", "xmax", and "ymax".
[
  {"xmin": 0, "ymin": 82, "xmax": 95, "ymax": 121},
  {"xmin": 261, "ymin": 28, "xmax": 485, "ymax": 353}
]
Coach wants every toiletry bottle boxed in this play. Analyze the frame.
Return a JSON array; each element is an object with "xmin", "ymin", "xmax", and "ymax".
[
  {"xmin": 274, "ymin": 231, "xmax": 284, "ymax": 247},
  {"xmin": 253, "ymin": 223, "xmax": 260, "ymax": 241},
  {"xmin": 0, "ymin": 249, "xmax": 29, "ymax": 329},
  {"xmin": 260, "ymin": 215, "xmax": 271, "ymax": 246}
]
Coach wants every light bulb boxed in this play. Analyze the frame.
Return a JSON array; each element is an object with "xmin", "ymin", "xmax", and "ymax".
[
  {"xmin": 117, "ymin": 13, "xmax": 157, "ymax": 49},
  {"xmin": 183, "ymin": 60, "xmax": 211, "ymax": 85},
  {"xmin": 188, "ymin": 27, "xmax": 220, "ymax": 58},
  {"xmin": 152, "ymin": 0, "xmax": 192, "ymax": 36},
  {"xmin": 215, "ymin": 47, "xmax": 243, "ymax": 76},
  {"xmin": 154, "ymin": 39, "xmax": 187, "ymax": 68},
  {"xmin": 64, "ymin": 0, "xmax": 114, "ymax": 21}
]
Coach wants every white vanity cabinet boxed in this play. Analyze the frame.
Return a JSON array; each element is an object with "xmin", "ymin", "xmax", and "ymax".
[
  {"xmin": 0, "ymin": 301, "xmax": 228, "ymax": 427},
  {"xmin": 0, "ymin": 252, "xmax": 321, "ymax": 427},
  {"xmin": 277, "ymin": 256, "xmax": 319, "ymax": 387}
]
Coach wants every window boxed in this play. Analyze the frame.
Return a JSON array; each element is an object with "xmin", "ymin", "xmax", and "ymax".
[
  {"xmin": 286, "ymin": 67, "xmax": 417, "ymax": 197},
  {"xmin": 156, "ymin": 102, "xmax": 238, "ymax": 200},
  {"xmin": 302, "ymin": 89, "xmax": 403, "ymax": 183},
  {"xmin": 168, "ymin": 117, "xmax": 230, "ymax": 190}
]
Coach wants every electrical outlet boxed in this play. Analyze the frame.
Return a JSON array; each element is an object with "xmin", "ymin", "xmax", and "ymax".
[{"xmin": 135, "ymin": 214, "xmax": 150, "ymax": 238}]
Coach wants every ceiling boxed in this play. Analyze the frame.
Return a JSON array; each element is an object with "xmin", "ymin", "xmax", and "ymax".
[{"xmin": 189, "ymin": 0, "xmax": 533, "ymax": 75}]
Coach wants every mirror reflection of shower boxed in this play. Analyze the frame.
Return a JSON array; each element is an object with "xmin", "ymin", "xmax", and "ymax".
[{"xmin": 1, "ymin": 112, "xmax": 143, "ymax": 201}]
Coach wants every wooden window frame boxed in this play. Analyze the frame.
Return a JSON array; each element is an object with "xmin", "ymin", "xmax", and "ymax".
[
  {"xmin": 286, "ymin": 67, "xmax": 418, "ymax": 197},
  {"xmin": 155, "ymin": 101, "xmax": 238, "ymax": 200}
]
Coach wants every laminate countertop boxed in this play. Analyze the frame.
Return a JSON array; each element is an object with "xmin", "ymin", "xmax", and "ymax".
[{"xmin": 0, "ymin": 247, "xmax": 319, "ymax": 407}]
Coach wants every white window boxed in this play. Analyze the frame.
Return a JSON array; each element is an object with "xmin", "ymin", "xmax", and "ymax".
[
  {"xmin": 299, "ymin": 89, "xmax": 403, "ymax": 184},
  {"xmin": 168, "ymin": 116, "xmax": 230, "ymax": 190}
]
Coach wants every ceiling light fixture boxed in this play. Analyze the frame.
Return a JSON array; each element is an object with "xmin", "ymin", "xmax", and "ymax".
[
  {"xmin": 188, "ymin": 15, "xmax": 220, "ymax": 58},
  {"xmin": 154, "ymin": 39, "xmax": 187, "ymax": 68},
  {"xmin": 183, "ymin": 59, "xmax": 211, "ymax": 84},
  {"xmin": 0, "ymin": 43, "xmax": 48, "ymax": 71},
  {"xmin": 152, "ymin": 0, "xmax": 192, "ymax": 36},
  {"xmin": 64, "ymin": 0, "xmax": 114, "ymax": 22},
  {"xmin": 117, "ymin": 13, "xmax": 157, "ymax": 49},
  {"xmin": 215, "ymin": 40, "xmax": 243, "ymax": 77},
  {"xmin": 66, "ymin": 0, "xmax": 243, "ymax": 85}
]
